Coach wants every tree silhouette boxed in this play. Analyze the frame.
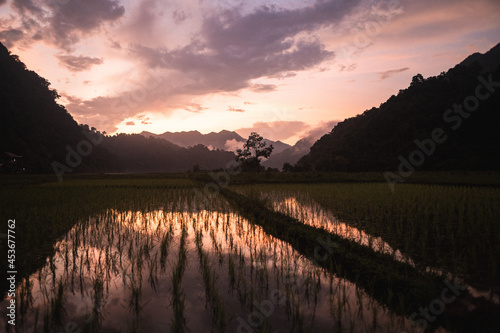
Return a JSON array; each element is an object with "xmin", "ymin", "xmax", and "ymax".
[
  {"xmin": 236, "ymin": 132, "xmax": 274, "ymax": 172},
  {"xmin": 411, "ymin": 73, "xmax": 424, "ymax": 86}
]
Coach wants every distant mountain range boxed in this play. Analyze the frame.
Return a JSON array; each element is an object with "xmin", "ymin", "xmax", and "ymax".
[
  {"xmin": 138, "ymin": 127, "xmax": 359, "ymax": 170},
  {"xmin": 298, "ymin": 43, "xmax": 500, "ymax": 171},
  {"xmin": 141, "ymin": 130, "xmax": 292, "ymax": 155},
  {"xmin": 2, "ymin": 40, "xmax": 499, "ymax": 175},
  {"xmin": 139, "ymin": 130, "xmax": 328, "ymax": 170}
]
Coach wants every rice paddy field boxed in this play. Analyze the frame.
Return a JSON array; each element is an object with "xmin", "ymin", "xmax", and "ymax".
[{"xmin": 0, "ymin": 174, "xmax": 499, "ymax": 332}]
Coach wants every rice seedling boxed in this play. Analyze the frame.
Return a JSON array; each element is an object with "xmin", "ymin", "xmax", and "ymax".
[
  {"xmin": 236, "ymin": 183, "xmax": 500, "ymax": 291},
  {"xmin": 170, "ymin": 220, "xmax": 187, "ymax": 332},
  {"xmin": 2, "ymin": 175, "xmax": 485, "ymax": 332},
  {"xmin": 194, "ymin": 228, "xmax": 226, "ymax": 331}
]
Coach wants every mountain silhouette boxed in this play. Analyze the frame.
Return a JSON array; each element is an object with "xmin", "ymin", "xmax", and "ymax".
[
  {"xmin": 460, "ymin": 43, "xmax": 500, "ymax": 74},
  {"xmin": 141, "ymin": 130, "xmax": 291, "ymax": 154},
  {"xmin": 141, "ymin": 130, "xmax": 244, "ymax": 150},
  {"xmin": 0, "ymin": 42, "xmax": 117, "ymax": 173},
  {"xmin": 298, "ymin": 43, "xmax": 500, "ymax": 171},
  {"xmin": 0, "ymin": 42, "xmax": 236, "ymax": 175},
  {"xmin": 102, "ymin": 134, "xmax": 235, "ymax": 173}
]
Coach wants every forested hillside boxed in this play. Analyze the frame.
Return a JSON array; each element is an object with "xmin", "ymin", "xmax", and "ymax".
[
  {"xmin": 0, "ymin": 43, "xmax": 236, "ymax": 175},
  {"xmin": 298, "ymin": 44, "xmax": 500, "ymax": 171}
]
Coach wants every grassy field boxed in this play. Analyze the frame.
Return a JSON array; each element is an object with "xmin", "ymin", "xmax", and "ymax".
[
  {"xmin": 235, "ymin": 183, "xmax": 500, "ymax": 290},
  {"xmin": 0, "ymin": 173, "xmax": 499, "ymax": 332}
]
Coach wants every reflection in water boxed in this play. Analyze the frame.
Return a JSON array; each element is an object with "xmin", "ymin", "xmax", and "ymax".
[
  {"xmin": 1, "ymin": 191, "xmax": 417, "ymax": 332},
  {"xmin": 253, "ymin": 189, "xmax": 500, "ymax": 306},
  {"xmin": 259, "ymin": 191, "xmax": 415, "ymax": 265}
]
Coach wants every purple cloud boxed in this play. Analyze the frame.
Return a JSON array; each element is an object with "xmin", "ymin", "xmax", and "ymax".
[
  {"xmin": 131, "ymin": 0, "xmax": 362, "ymax": 95},
  {"xmin": 57, "ymin": 54, "xmax": 103, "ymax": 72}
]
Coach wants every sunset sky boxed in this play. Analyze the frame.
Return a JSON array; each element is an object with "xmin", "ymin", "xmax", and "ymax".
[{"xmin": 1, "ymin": 0, "xmax": 499, "ymax": 144}]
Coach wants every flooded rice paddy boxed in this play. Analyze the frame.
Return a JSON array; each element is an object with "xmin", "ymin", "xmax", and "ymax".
[{"xmin": 1, "ymin": 189, "xmax": 419, "ymax": 333}]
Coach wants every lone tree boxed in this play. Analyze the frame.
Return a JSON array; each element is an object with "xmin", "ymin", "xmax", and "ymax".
[{"xmin": 236, "ymin": 132, "xmax": 274, "ymax": 172}]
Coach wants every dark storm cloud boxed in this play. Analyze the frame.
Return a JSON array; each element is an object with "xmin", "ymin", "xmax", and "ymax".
[
  {"xmin": 57, "ymin": 54, "xmax": 104, "ymax": 72},
  {"xmin": 122, "ymin": 0, "xmax": 161, "ymax": 42},
  {"xmin": 131, "ymin": 0, "xmax": 362, "ymax": 95},
  {"xmin": 133, "ymin": 39, "xmax": 333, "ymax": 94}
]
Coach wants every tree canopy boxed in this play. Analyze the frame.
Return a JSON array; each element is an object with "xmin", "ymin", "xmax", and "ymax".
[{"xmin": 236, "ymin": 132, "xmax": 274, "ymax": 172}]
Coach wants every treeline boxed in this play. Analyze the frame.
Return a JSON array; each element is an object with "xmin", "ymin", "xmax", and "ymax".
[
  {"xmin": 298, "ymin": 44, "xmax": 500, "ymax": 172},
  {"xmin": 0, "ymin": 42, "xmax": 235, "ymax": 176}
]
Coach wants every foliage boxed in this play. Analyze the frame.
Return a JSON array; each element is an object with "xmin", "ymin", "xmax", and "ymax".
[
  {"xmin": 0, "ymin": 43, "xmax": 237, "ymax": 175},
  {"xmin": 236, "ymin": 132, "xmax": 274, "ymax": 172},
  {"xmin": 1, "ymin": 175, "xmax": 499, "ymax": 331},
  {"xmin": 236, "ymin": 182, "xmax": 500, "ymax": 290},
  {"xmin": 298, "ymin": 45, "xmax": 500, "ymax": 171},
  {"xmin": 0, "ymin": 43, "xmax": 115, "ymax": 173},
  {"xmin": 220, "ymin": 188, "xmax": 445, "ymax": 315},
  {"xmin": 102, "ymin": 134, "xmax": 235, "ymax": 173}
]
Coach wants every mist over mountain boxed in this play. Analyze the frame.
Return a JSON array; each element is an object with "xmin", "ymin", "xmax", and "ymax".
[
  {"xmin": 298, "ymin": 43, "xmax": 500, "ymax": 172},
  {"xmin": 141, "ymin": 130, "xmax": 242, "ymax": 150},
  {"xmin": 262, "ymin": 137, "xmax": 315, "ymax": 169},
  {"xmin": 141, "ymin": 130, "xmax": 291, "ymax": 154},
  {"xmin": 263, "ymin": 121, "xmax": 339, "ymax": 169}
]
